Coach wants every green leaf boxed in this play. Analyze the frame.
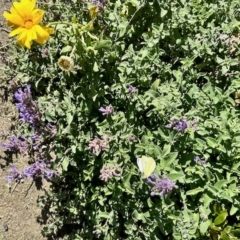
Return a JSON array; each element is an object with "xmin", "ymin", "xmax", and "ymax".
[
  {"xmin": 231, "ymin": 230, "xmax": 240, "ymax": 238},
  {"xmin": 199, "ymin": 220, "xmax": 211, "ymax": 235},
  {"xmin": 230, "ymin": 205, "xmax": 239, "ymax": 216},
  {"xmin": 162, "ymin": 144, "xmax": 171, "ymax": 157},
  {"xmin": 206, "ymin": 137, "xmax": 218, "ymax": 148},
  {"xmin": 98, "ymin": 211, "xmax": 111, "ymax": 219},
  {"xmin": 214, "ymin": 211, "xmax": 228, "ymax": 225},
  {"xmin": 186, "ymin": 187, "xmax": 204, "ymax": 196},
  {"xmin": 221, "ymin": 231, "xmax": 230, "ymax": 240},
  {"xmin": 151, "ymin": 79, "xmax": 160, "ymax": 90},
  {"xmin": 62, "ymin": 157, "xmax": 69, "ymax": 171},
  {"xmin": 93, "ymin": 40, "xmax": 112, "ymax": 50},
  {"xmin": 167, "ymin": 172, "xmax": 184, "ymax": 182},
  {"xmin": 67, "ymin": 112, "xmax": 74, "ymax": 125},
  {"xmin": 93, "ymin": 62, "xmax": 99, "ymax": 72},
  {"xmin": 201, "ymin": 193, "xmax": 214, "ymax": 208},
  {"xmin": 214, "ymin": 180, "xmax": 228, "ymax": 190},
  {"xmin": 60, "ymin": 45, "xmax": 72, "ymax": 54},
  {"xmin": 160, "ymin": 8, "xmax": 168, "ymax": 18},
  {"xmin": 162, "ymin": 152, "xmax": 178, "ymax": 168}
]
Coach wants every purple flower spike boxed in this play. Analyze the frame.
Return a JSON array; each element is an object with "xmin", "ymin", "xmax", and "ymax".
[
  {"xmin": 46, "ymin": 123, "xmax": 57, "ymax": 137},
  {"xmin": 1, "ymin": 135, "xmax": 29, "ymax": 154},
  {"xmin": 14, "ymin": 85, "xmax": 42, "ymax": 128},
  {"xmin": 24, "ymin": 160, "xmax": 58, "ymax": 180},
  {"xmin": 126, "ymin": 83, "xmax": 136, "ymax": 95},
  {"xmin": 147, "ymin": 174, "xmax": 178, "ymax": 197},
  {"xmin": 166, "ymin": 118, "xmax": 188, "ymax": 132},
  {"xmin": 166, "ymin": 118, "xmax": 199, "ymax": 132},
  {"xmin": 99, "ymin": 105, "xmax": 114, "ymax": 116},
  {"xmin": 194, "ymin": 156, "xmax": 207, "ymax": 165},
  {"xmin": 30, "ymin": 133, "xmax": 43, "ymax": 150},
  {"xmin": 89, "ymin": 135, "xmax": 111, "ymax": 154},
  {"xmin": 173, "ymin": 120, "xmax": 187, "ymax": 132},
  {"xmin": 6, "ymin": 165, "xmax": 24, "ymax": 183},
  {"xmin": 92, "ymin": 0, "xmax": 108, "ymax": 11},
  {"xmin": 99, "ymin": 165, "xmax": 121, "ymax": 182}
]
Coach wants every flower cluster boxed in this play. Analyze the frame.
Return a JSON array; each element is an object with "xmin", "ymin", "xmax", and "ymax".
[
  {"xmin": 99, "ymin": 105, "xmax": 114, "ymax": 116},
  {"xmin": 99, "ymin": 165, "xmax": 121, "ymax": 182},
  {"xmin": 126, "ymin": 83, "xmax": 137, "ymax": 95},
  {"xmin": 166, "ymin": 118, "xmax": 188, "ymax": 132},
  {"xmin": 166, "ymin": 118, "xmax": 199, "ymax": 132},
  {"xmin": 14, "ymin": 85, "xmax": 41, "ymax": 128},
  {"xmin": 1, "ymin": 135, "xmax": 29, "ymax": 154},
  {"xmin": 6, "ymin": 165, "xmax": 25, "ymax": 183},
  {"xmin": 6, "ymin": 161, "xmax": 58, "ymax": 183},
  {"xmin": 89, "ymin": 136, "xmax": 111, "ymax": 154},
  {"xmin": 147, "ymin": 174, "xmax": 178, "ymax": 197},
  {"xmin": 24, "ymin": 161, "xmax": 58, "ymax": 179},
  {"xmin": 3, "ymin": 0, "xmax": 54, "ymax": 49},
  {"xmin": 92, "ymin": 0, "xmax": 108, "ymax": 12},
  {"xmin": 194, "ymin": 156, "xmax": 207, "ymax": 165},
  {"xmin": 30, "ymin": 133, "xmax": 43, "ymax": 150}
]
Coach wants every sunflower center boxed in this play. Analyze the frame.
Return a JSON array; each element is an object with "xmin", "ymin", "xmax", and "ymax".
[
  {"xmin": 24, "ymin": 20, "xmax": 33, "ymax": 29},
  {"xmin": 63, "ymin": 60, "xmax": 70, "ymax": 68}
]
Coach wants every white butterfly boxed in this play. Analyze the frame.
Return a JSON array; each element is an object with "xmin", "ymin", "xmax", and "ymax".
[{"xmin": 137, "ymin": 156, "xmax": 156, "ymax": 178}]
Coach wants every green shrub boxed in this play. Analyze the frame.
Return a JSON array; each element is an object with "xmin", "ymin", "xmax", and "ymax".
[{"xmin": 3, "ymin": 0, "xmax": 240, "ymax": 239}]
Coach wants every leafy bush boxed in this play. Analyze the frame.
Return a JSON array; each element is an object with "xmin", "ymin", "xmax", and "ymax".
[{"xmin": 3, "ymin": 0, "xmax": 240, "ymax": 239}]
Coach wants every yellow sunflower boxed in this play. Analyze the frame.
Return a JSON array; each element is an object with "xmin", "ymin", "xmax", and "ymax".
[{"xmin": 3, "ymin": 0, "xmax": 54, "ymax": 49}]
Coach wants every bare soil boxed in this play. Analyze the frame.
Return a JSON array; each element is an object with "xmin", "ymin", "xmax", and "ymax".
[{"xmin": 0, "ymin": 1, "xmax": 48, "ymax": 239}]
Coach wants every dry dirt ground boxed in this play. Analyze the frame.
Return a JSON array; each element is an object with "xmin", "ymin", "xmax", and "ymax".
[{"xmin": 0, "ymin": 1, "xmax": 48, "ymax": 239}]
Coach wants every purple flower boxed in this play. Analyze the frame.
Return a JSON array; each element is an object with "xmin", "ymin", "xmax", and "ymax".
[
  {"xmin": 147, "ymin": 174, "xmax": 178, "ymax": 197},
  {"xmin": 166, "ymin": 118, "xmax": 188, "ymax": 132},
  {"xmin": 126, "ymin": 83, "xmax": 136, "ymax": 95},
  {"xmin": 6, "ymin": 165, "xmax": 25, "ymax": 183},
  {"xmin": 24, "ymin": 161, "xmax": 58, "ymax": 180},
  {"xmin": 30, "ymin": 133, "xmax": 43, "ymax": 150},
  {"xmin": 194, "ymin": 156, "xmax": 207, "ymax": 165},
  {"xmin": 127, "ymin": 135, "xmax": 135, "ymax": 141},
  {"xmin": 1, "ymin": 135, "xmax": 29, "ymax": 154},
  {"xmin": 14, "ymin": 85, "xmax": 42, "ymax": 128},
  {"xmin": 89, "ymin": 136, "xmax": 111, "ymax": 154},
  {"xmin": 99, "ymin": 105, "xmax": 114, "ymax": 116},
  {"xmin": 41, "ymin": 48, "xmax": 48, "ymax": 58},
  {"xmin": 99, "ymin": 165, "xmax": 121, "ymax": 182},
  {"xmin": 92, "ymin": 0, "xmax": 108, "ymax": 11},
  {"xmin": 45, "ymin": 123, "xmax": 57, "ymax": 136}
]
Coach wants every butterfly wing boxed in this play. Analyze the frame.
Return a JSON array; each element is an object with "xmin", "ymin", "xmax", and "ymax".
[
  {"xmin": 143, "ymin": 157, "xmax": 156, "ymax": 178},
  {"xmin": 137, "ymin": 157, "xmax": 145, "ymax": 174},
  {"xmin": 137, "ymin": 156, "xmax": 156, "ymax": 178}
]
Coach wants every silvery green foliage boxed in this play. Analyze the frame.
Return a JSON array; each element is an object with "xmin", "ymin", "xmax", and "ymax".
[{"xmin": 4, "ymin": 0, "xmax": 240, "ymax": 239}]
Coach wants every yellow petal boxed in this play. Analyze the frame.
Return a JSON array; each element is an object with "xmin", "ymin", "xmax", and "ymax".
[
  {"xmin": 17, "ymin": 32, "xmax": 29, "ymax": 48},
  {"xmin": 21, "ymin": 0, "xmax": 36, "ymax": 18},
  {"xmin": 25, "ymin": 30, "xmax": 33, "ymax": 48},
  {"xmin": 3, "ymin": 12, "xmax": 24, "ymax": 27},
  {"xmin": 42, "ymin": 26, "xmax": 55, "ymax": 35},
  {"xmin": 17, "ymin": 29, "xmax": 32, "ymax": 49},
  {"xmin": 17, "ymin": 29, "xmax": 28, "ymax": 41},
  {"xmin": 9, "ymin": 27, "xmax": 25, "ymax": 37},
  {"xmin": 13, "ymin": 0, "xmax": 36, "ymax": 20},
  {"xmin": 31, "ymin": 9, "xmax": 44, "ymax": 25},
  {"xmin": 34, "ymin": 25, "xmax": 49, "ymax": 39},
  {"xmin": 13, "ymin": 2, "xmax": 28, "ymax": 19},
  {"xmin": 10, "ymin": 6, "xmax": 18, "ymax": 15}
]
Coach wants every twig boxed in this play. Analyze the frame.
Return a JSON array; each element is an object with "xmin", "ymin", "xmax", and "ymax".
[
  {"xmin": 1, "ymin": 28, "xmax": 10, "ymax": 33},
  {"xmin": 25, "ymin": 180, "xmax": 34, "ymax": 198},
  {"xmin": 11, "ymin": 181, "xmax": 20, "ymax": 193}
]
